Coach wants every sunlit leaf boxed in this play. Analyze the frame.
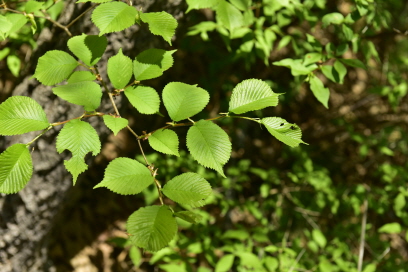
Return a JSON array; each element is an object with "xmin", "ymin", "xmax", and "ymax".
[
  {"xmin": 261, "ymin": 117, "xmax": 306, "ymax": 147},
  {"xmin": 148, "ymin": 129, "xmax": 179, "ymax": 156}
]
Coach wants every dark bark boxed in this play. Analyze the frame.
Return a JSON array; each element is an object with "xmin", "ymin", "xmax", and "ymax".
[{"xmin": 0, "ymin": 1, "xmax": 185, "ymax": 271}]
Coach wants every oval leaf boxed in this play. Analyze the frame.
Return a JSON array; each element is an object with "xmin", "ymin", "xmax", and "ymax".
[
  {"xmin": 186, "ymin": 120, "xmax": 231, "ymax": 177},
  {"xmin": 162, "ymin": 172, "xmax": 212, "ymax": 207},
  {"xmin": 228, "ymin": 79, "xmax": 280, "ymax": 114},
  {"xmin": 127, "ymin": 205, "xmax": 177, "ymax": 252},
  {"xmin": 148, "ymin": 129, "xmax": 179, "ymax": 156},
  {"xmin": 68, "ymin": 34, "xmax": 107, "ymax": 66},
  {"xmin": 0, "ymin": 144, "xmax": 33, "ymax": 194},
  {"xmin": 91, "ymin": 2, "xmax": 137, "ymax": 35},
  {"xmin": 102, "ymin": 115, "xmax": 128, "ymax": 136},
  {"xmin": 215, "ymin": 254, "xmax": 235, "ymax": 272},
  {"xmin": 124, "ymin": 85, "xmax": 160, "ymax": 115},
  {"xmin": 52, "ymin": 81, "xmax": 102, "ymax": 111},
  {"xmin": 108, "ymin": 48, "xmax": 133, "ymax": 89},
  {"xmin": 378, "ymin": 222, "xmax": 402, "ymax": 234},
  {"xmin": 133, "ymin": 49, "xmax": 176, "ymax": 81},
  {"xmin": 56, "ymin": 119, "xmax": 101, "ymax": 184},
  {"xmin": 309, "ymin": 76, "xmax": 330, "ymax": 108},
  {"xmin": 94, "ymin": 157, "xmax": 153, "ymax": 195},
  {"xmin": 140, "ymin": 11, "xmax": 177, "ymax": 45},
  {"xmin": 33, "ymin": 50, "xmax": 78, "ymax": 86},
  {"xmin": 162, "ymin": 82, "xmax": 209, "ymax": 122},
  {"xmin": 0, "ymin": 96, "xmax": 49, "ymax": 136},
  {"xmin": 261, "ymin": 117, "xmax": 306, "ymax": 147}
]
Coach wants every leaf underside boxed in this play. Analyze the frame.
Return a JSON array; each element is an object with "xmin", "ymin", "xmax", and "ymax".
[
  {"xmin": 140, "ymin": 11, "xmax": 177, "ymax": 45},
  {"xmin": 261, "ymin": 117, "xmax": 306, "ymax": 147}
]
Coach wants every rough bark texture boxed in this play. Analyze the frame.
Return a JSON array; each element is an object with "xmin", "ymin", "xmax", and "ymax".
[{"xmin": 0, "ymin": 1, "xmax": 185, "ymax": 271}]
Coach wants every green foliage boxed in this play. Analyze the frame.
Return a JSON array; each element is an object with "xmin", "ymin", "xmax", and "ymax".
[
  {"xmin": 91, "ymin": 1, "xmax": 136, "ymax": 35},
  {"xmin": 52, "ymin": 81, "xmax": 102, "ymax": 111},
  {"xmin": 68, "ymin": 34, "xmax": 107, "ymax": 66},
  {"xmin": 108, "ymin": 48, "xmax": 133, "ymax": 89},
  {"xmin": 140, "ymin": 11, "xmax": 177, "ymax": 45},
  {"xmin": 124, "ymin": 85, "xmax": 161, "ymax": 114},
  {"xmin": 102, "ymin": 115, "xmax": 128, "ymax": 136},
  {"xmin": 262, "ymin": 117, "xmax": 306, "ymax": 147},
  {"xmin": 133, "ymin": 49, "xmax": 176, "ymax": 81},
  {"xmin": 148, "ymin": 129, "xmax": 180, "ymax": 157}
]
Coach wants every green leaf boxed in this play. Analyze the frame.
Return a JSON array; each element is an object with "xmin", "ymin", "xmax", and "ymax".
[
  {"xmin": 312, "ymin": 229, "xmax": 327, "ymax": 248},
  {"xmin": 133, "ymin": 49, "xmax": 176, "ymax": 81},
  {"xmin": 0, "ymin": 144, "xmax": 32, "ymax": 194},
  {"xmin": 0, "ymin": 96, "xmax": 49, "ymax": 136},
  {"xmin": 67, "ymin": 71, "xmax": 95, "ymax": 83},
  {"xmin": 162, "ymin": 172, "xmax": 212, "ymax": 207},
  {"xmin": 215, "ymin": 0, "xmax": 244, "ymax": 31},
  {"xmin": 378, "ymin": 222, "xmax": 402, "ymax": 234},
  {"xmin": 321, "ymin": 65, "xmax": 339, "ymax": 83},
  {"xmin": 0, "ymin": 47, "xmax": 10, "ymax": 61},
  {"xmin": 33, "ymin": 50, "xmax": 78, "ymax": 86},
  {"xmin": 52, "ymin": 81, "xmax": 102, "ymax": 111},
  {"xmin": 309, "ymin": 76, "xmax": 330, "ymax": 108},
  {"xmin": 7, "ymin": 55, "xmax": 21, "ymax": 77},
  {"xmin": 334, "ymin": 60, "xmax": 347, "ymax": 84},
  {"xmin": 140, "ymin": 11, "xmax": 177, "ymax": 45},
  {"xmin": 215, "ymin": 254, "xmax": 235, "ymax": 272},
  {"xmin": 102, "ymin": 115, "xmax": 128, "ymax": 136},
  {"xmin": 228, "ymin": 79, "xmax": 280, "ymax": 114},
  {"xmin": 125, "ymin": 85, "xmax": 160, "ymax": 115},
  {"xmin": 67, "ymin": 34, "xmax": 107, "ymax": 66},
  {"xmin": 26, "ymin": 14, "xmax": 37, "ymax": 34},
  {"xmin": 229, "ymin": 0, "xmax": 250, "ymax": 11},
  {"xmin": 148, "ymin": 129, "xmax": 179, "ymax": 156},
  {"xmin": 303, "ymin": 52, "xmax": 323, "ymax": 66},
  {"xmin": 322, "ymin": 12, "xmax": 344, "ymax": 27},
  {"xmin": 91, "ymin": 2, "xmax": 137, "ymax": 35},
  {"xmin": 5, "ymin": 13, "xmax": 28, "ymax": 34},
  {"xmin": 108, "ymin": 48, "xmax": 132, "ymax": 89},
  {"xmin": 186, "ymin": 0, "xmax": 219, "ymax": 13},
  {"xmin": 25, "ymin": 1, "xmax": 44, "ymax": 13},
  {"xmin": 174, "ymin": 211, "xmax": 202, "ymax": 223},
  {"xmin": 77, "ymin": 0, "xmax": 112, "ymax": 3},
  {"xmin": 0, "ymin": 15, "xmax": 12, "ymax": 39},
  {"xmin": 129, "ymin": 246, "xmax": 142, "ymax": 267},
  {"xmin": 94, "ymin": 157, "xmax": 153, "ymax": 194},
  {"xmin": 162, "ymin": 82, "xmax": 209, "ymax": 122},
  {"xmin": 339, "ymin": 58, "xmax": 366, "ymax": 69},
  {"xmin": 127, "ymin": 205, "xmax": 177, "ymax": 252},
  {"xmin": 261, "ymin": 117, "xmax": 306, "ymax": 147},
  {"xmin": 56, "ymin": 119, "xmax": 101, "ymax": 184},
  {"xmin": 186, "ymin": 120, "xmax": 231, "ymax": 177},
  {"xmin": 273, "ymin": 58, "xmax": 317, "ymax": 76}
]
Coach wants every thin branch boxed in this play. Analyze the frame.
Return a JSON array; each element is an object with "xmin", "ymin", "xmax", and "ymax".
[
  {"xmin": 50, "ymin": 112, "xmax": 104, "ymax": 126},
  {"xmin": 358, "ymin": 185, "xmax": 369, "ymax": 272},
  {"xmin": 66, "ymin": 4, "xmax": 97, "ymax": 28}
]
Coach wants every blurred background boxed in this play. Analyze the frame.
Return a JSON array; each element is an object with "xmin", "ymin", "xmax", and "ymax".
[{"xmin": 1, "ymin": 0, "xmax": 408, "ymax": 271}]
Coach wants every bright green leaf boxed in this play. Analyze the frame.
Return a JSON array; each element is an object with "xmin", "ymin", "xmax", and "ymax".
[
  {"xmin": 133, "ymin": 49, "xmax": 176, "ymax": 81},
  {"xmin": 67, "ymin": 71, "xmax": 96, "ymax": 83},
  {"xmin": 363, "ymin": 263, "xmax": 377, "ymax": 272},
  {"xmin": 186, "ymin": 0, "xmax": 219, "ymax": 12},
  {"xmin": 25, "ymin": 1, "xmax": 44, "ymax": 13},
  {"xmin": 322, "ymin": 12, "xmax": 344, "ymax": 27},
  {"xmin": 162, "ymin": 172, "xmax": 212, "ymax": 207},
  {"xmin": 229, "ymin": 0, "xmax": 250, "ymax": 11},
  {"xmin": 0, "ymin": 48, "xmax": 10, "ymax": 61},
  {"xmin": 273, "ymin": 58, "xmax": 317, "ymax": 76},
  {"xmin": 108, "ymin": 48, "xmax": 132, "ymax": 89},
  {"xmin": 140, "ymin": 11, "xmax": 177, "ymax": 45},
  {"xmin": 7, "ymin": 55, "xmax": 21, "ymax": 77},
  {"xmin": 312, "ymin": 229, "xmax": 327, "ymax": 248},
  {"xmin": 174, "ymin": 211, "xmax": 202, "ymax": 223},
  {"xmin": 5, "ymin": 13, "xmax": 28, "ymax": 34},
  {"xmin": 321, "ymin": 65, "xmax": 339, "ymax": 83},
  {"xmin": 26, "ymin": 14, "xmax": 37, "ymax": 34},
  {"xmin": 56, "ymin": 119, "xmax": 101, "ymax": 184},
  {"xmin": 339, "ymin": 58, "xmax": 367, "ymax": 70},
  {"xmin": 277, "ymin": 36, "xmax": 291, "ymax": 50},
  {"xmin": 309, "ymin": 76, "xmax": 330, "ymax": 108},
  {"xmin": 334, "ymin": 60, "xmax": 347, "ymax": 84},
  {"xmin": 77, "ymin": 0, "xmax": 112, "ymax": 2},
  {"xmin": 33, "ymin": 50, "xmax": 78, "ymax": 86},
  {"xmin": 215, "ymin": 254, "xmax": 235, "ymax": 272},
  {"xmin": 91, "ymin": 2, "xmax": 137, "ymax": 35},
  {"xmin": 67, "ymin": 34, "xmax": 107, "ymax": 66},
  {"xmin": 127, "ymin": 205, "xmax": 177, "ymax": 252},
  {"xmin": 0, "ymin": 15, "xmax": 12, "ymax": 39},
  {"xmin": 0, "ymin": 144, "xmax": 32, "ymax": 194},
  {"xmin": 223, "ymin": 229, "xmax": 249, "ymax": 240},
  {"xmin": 0, "ymin": 96, "xmax": 49, "ymax": 136},
  {"xmin": 148, "ymin": 129, "xmax": 179, "ymax": 156},
  {"xmin": 216, "ymin": 0, "xmax": 244, "ymax": 31},
  {"xmin": 186, "ymin": 120, "xmax": 231, "ymax": 177},
  {"xmin": 129, "ymin": 246, "xmax": 141, "ymax": 267},
  {"xmin": 102, "ymin": 115, "xmax": 128, "ymax": 136},
  {"xmin": 94, "ymin": 157, "xmax": 153, "ymax": 194},
  {"xmin": 261, "ymin": 117, "xmax": 306, "ymax": 147},
  {"xmin": 236, "ymin": 252, "xmax": 262, "ymax": 269},
  {"xmin": 52, "ymin": 81, "xmax": 102, "ymax": 111},
  {"xmin": 303, "ymin": 52, "xmax": 322, "ymax": 66},
  {"xmin": 125, "ymin": 85, "xmax": 160, "ymax": 115},
  {"xmin": 162, "ymin": 82, "xmax": 209, "ymax": 122},
  {"xmin": 228, "ymin": 79, "xmax": 280, "ymax": 114},
  {"xmin": 378, "ymin": 222, "xmax": 402, "ymax": 234}
]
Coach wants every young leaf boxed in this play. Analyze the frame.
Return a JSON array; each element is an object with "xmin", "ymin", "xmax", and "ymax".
[
  {"xmin": 303, "ymin": 52, "xmax": 323, "ymax": 66},
  {"xmin": 133, "ymin": 49, "xmax": 176, "ymax": 81},
  {"xmin": 124, "ymin": 85, "xmax": 160, "ymax": 115},
  {"xmin": 186, "ymin": 120, "xmax": 231, "ymax": 177},
  {"xmin": 0, "ymin": 15, "xmax": 12, "ymax": 39},
  {"xmin": 0, "ymin": 96, "xmax": 49, "ymax": 136},
  {"xmin": 5, "ymin": 13, "xmax": 28, "ymax": 35},
  {"xmin": 140, "ymin": 12, "xmax": 177, "ymax": 45},
  {"xmin": 174, "ymin": 211, "xmax": 202, "ymax": 224},
  {"xmin": 186, "ymin": 0, "xmax": 219, "ymax": 12},
  {"xmin": 7, "ymin": 55, "xmax": 21, "ymax": 77},
  {"xmin": 322, "ymin": 12, "xmax": 344, "ymax": 27},
  {"xmin": 94, "ymin": 157, "xmax": 153, "ymax": 195},
  {"xmin": 67, "ymin": 71, "xmax": 96, "ymax": 83},
  {"xmin": 102, "ymin": 115, "xmax": 128, "ymax": 136},
  {"xmin": 309, "ymin": 76, "xmax": 330, "ymax": 108},
  {"xmin": 52, "ymin": 81, "xmax": 102, "ymax": 111},
  {"xmin": 228, "ymin": 79, "xmax": 280, "ymax": 114},
  {"xmin": 162, "ymin": 82, "xmax": 209, "ymax": 122},
  {"xmin": 25, "ymin": 1, "xmax": 44, "ymax": 13},
  {"xmin": 0, "ymin": 144, "xmax": 33, "ymax": 194},
  {"xmin": 215, "ymin": 0, "xmax": 244, "ymax": 31},
  {"xmin": 215, "ymin": 254, "xmax": 235, "ymax": 272},
  {"xmin": 107, "ymin": 48, "xmax": 132, "ymax": 89},
  {"xmin": 339, "ymin": 58, "xmax": 367, "ymax": 70},
  {"xmin": 56, "ymin": 119, "xmax": 101, "ymax": 184},
  {"xmin": 334, "ymin": 60, "xmax": 347, "ymax": 84},
  {"xmin": 378, "ymin": 222, "xmax": 402, "ymax": 234},
  {"xmin": 162, "ymin": 172, "xmax": 212, "ymax": 207},
  {"xmin": 67, "ymin": 34, "xmax": 107, "ymax": 66},
  {"xmin": 127, "ymin": 205, "xmax": 177, "ymax": 252},
  {"xmin": 261, "ymin": 117, "xmax": 306, "ymax": 147},
  {"xmin": 148, "ymin": 129, "xmax": 179, "ymax": 157},
  {"xmin": 91, "ymin": 2, "xmax": 137, "ymax": 35},
  {"xmin": 33, "ymin": 50, "xmax": 78, "ymax": 86}
]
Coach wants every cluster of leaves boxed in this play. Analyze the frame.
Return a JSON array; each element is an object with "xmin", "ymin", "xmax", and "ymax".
[{"xmin": 0, "ymin": 0, "xmax": 306, "ymax": 253}]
